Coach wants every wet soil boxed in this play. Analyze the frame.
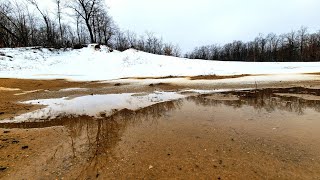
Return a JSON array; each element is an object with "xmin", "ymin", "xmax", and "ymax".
[
  {"xmin": 1, "ymin": 82, "xmax": 320, "ymax": 179},
  {"xmin": 121, "ymin": 74, "xmax": 250, "ymax": 80},
  {"xmin": 187, "ymin": 74, "xmax": 250, "ymax": 80},
  {"xmin": 0, "ymin": 78, "xmax": 184, "ymax": 120}
]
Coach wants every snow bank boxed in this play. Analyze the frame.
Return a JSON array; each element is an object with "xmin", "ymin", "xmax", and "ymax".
[{"xmin": 0, "ymin": 46, "xmax": 320, "ymax": 81}]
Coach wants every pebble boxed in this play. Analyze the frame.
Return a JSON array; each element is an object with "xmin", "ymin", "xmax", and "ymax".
[{"xmin": 11, "ymin": 140, "xmax": 19, "ymax": 144}]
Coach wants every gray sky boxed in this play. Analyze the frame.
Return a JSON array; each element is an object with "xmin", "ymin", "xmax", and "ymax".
[{"xmin": 105, "ymin": 0, "xmax": 320, "ymax": 52}]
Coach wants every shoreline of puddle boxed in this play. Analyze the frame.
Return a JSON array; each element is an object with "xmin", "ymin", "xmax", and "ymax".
[
  {"xmin": 1, "ymin": 87, "xmax": 320, "ymax": 179},
  {"xmin": 1, "ymin": 87, "xmax": 320, "ymax": 126},
  {"xmin": 1, "ymin": 88, "xmax": 253, "ymax": 123}
]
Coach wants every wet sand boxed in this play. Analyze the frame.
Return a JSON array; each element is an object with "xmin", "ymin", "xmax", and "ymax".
[
  {"xmin": 1, "ymin": 77, "xmax": 320, "ymax": 120},
  {"xmin": 1, "ymin": 78, "xmax": 320, "ymax": 179}
]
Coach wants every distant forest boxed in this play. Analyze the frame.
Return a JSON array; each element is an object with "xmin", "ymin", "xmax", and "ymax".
[
  {"xmin": 1, "ymin": 0, "xmax": 320, "ymax": 62},
  {"xmin": 185, "ymin": 27, "xmax": 320, "ymax": 62}
]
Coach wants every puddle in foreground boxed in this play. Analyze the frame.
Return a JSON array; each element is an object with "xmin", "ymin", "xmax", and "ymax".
[
  {"xmin": 1, "ymin": 87, "xmax": 320, "ymax": 179},
  {"xmin": 2, "ymin": 91, "xmax": 185, "ymax": 123}
]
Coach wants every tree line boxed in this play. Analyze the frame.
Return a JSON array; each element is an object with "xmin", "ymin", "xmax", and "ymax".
[
  {"xmin": 0, "ymin": 0, "xmax": 181, "ymax": 56},
  {"xmin": 185, "ymin": 27, "xmax": 320, "ymax": 62},
  {"xmin": 1, "ymin": 0, "xmax": 320, "ymax": 61}
]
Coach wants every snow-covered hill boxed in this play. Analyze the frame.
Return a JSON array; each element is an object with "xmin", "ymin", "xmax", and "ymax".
[{"xmin": 0, "ymin": 45, "xmax": 320, "ymax": 81}]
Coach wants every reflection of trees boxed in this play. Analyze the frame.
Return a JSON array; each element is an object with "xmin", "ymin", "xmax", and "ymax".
[
  {"xmin": 0, "ymin": 100, "xmax": 182, "ymax": 178},
  {"xmin": 187, "ymin": 88, "xmax": 320, "ymax": 115},
  {"xmin": 0, "ymin": 87, "xmax": 319, "ymax": 177}
]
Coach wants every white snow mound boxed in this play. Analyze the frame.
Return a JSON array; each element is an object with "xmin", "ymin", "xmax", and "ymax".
[{"xmin": 0, "ymin": 45, "xmax": 320, "ymax": 81}]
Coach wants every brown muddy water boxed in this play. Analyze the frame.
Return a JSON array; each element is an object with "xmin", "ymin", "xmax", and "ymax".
[{"xmin": 1, "ymin": 88, "xmax": 320, "ymax": 179}]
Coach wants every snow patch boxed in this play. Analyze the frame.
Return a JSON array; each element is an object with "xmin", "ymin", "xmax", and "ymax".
[
  {"xmin": 0, "ymin": 87, "xmax": 20, "ymax": 91},
  {"xmin": 1, "ymin": 91, "xmax": 185, "ymax": 123}
]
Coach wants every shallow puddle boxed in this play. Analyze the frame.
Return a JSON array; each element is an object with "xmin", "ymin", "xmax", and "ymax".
[
  {"xmin": 1, "ymin": 87, "xmax": 320, "ymax": 179},
  {"xmin": 2, "ymin": 91, "xmax": 185, "ymax": 123}
]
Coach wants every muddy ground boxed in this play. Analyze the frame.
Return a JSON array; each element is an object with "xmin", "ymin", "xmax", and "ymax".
[{"xmin": 1, "ymin": 77, "xmax": 320, "ymax": 179}]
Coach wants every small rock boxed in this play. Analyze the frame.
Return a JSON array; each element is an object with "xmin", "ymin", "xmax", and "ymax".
[
  {"xmin": 149, "ymin": 165, "xmax": 153, "ymax": 169},
  {"xmin": 0, "ymin": 166, "xmax": 7, "ymax": 171},
  {"xmin": 100, "ymin": 112, "xmax": 107, "ymax": 117},
  {"xmin": 12, "ymin": 140, "xmax": 19, "ymax": 144},
  {"xmin": 22, "ymin": 146, "xmax": 29, "ymax": 150},
  {"xmin": 114, "ymin": 83, "xmax": 121, "ymax": 86},
  {"xmin": 149, "ymin": 84, "xmax": 154, "ymax": 87},
  {"xmin": 3, "ymin": 130, "xmax": 10, "ymax": 134},
  {"xmin": 0, "ymin": 112, "xmax": 4, "ymax": 115}
]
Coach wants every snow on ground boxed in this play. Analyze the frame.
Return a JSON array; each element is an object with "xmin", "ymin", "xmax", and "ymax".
[
  {"xmin": 2, "ymin": 91, "xmax": 185, "ymax": 123},
  {"xmin": 1, "ymin": 88, "xmax": 252, "ymax": 123},
  {"xmin": 1, "ymin": 45, "xmax": 320, "ymax": 81}
]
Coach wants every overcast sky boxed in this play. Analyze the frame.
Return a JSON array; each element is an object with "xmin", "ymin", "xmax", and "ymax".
[{"xmin": 104, "ymin": 0, "xmax": 320, "ymax": 52}]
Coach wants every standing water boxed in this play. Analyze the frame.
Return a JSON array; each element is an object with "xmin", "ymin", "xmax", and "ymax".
[{"xmin": 1, "ymin": 87, "xmax": 320, "ymax": 179}]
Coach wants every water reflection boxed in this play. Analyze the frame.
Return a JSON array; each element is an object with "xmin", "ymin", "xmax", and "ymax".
[
  {"xmin": 1, "ymin": 87, "xmax": 320, "ymax": 177},
  {"xmin": 0, "ymin": 100, "xmax": 183, "ymax": 178},
  {"xmin": 1, "ymin": 87, "xmax": 319, "ymax": 129},
  {"xmin": 188, "ymin": 87, "xmax": 320, "ymax": 115}
]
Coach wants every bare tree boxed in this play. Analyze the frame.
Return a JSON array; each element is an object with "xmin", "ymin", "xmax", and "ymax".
[
  {"xmin": 0, "ymin": 1, "xmax": 32, "ymax": 47},
  {"xmin": 54, "ymin": 0, "xmax": 64, "ymax": 45},
  {"xmin": 70, "ymin": 0, "xmax": 104, "ymax": 43},
  {"xmin": 113, "ymin": 30, "xmax": 129, "ymax": 51},
  {"xmin": 126, "ymin": 30, "xmax": 137, "ymax": 48},
  {"xmin": 297, "ymin": 26, "xmax": 308, "ymax": 60},
  {"xmin": 95, "ymin": 10, "xmax": 115, "ymax": 45},
  {"xmin": 27, "ymin": 0, "xmax": 57, "ymax": 47}
]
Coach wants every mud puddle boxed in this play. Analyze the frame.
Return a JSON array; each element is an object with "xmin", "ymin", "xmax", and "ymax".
[
  {"xmin": 2, "ymin": 91, "xmax": 185, "ymax": 123},
  {"xmin": 1, "ymin": 87, "xmax": 320, "ymax": 179}
]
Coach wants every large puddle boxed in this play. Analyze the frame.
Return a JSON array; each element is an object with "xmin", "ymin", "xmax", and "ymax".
[
  {"xmin": 2, "ymin": 91, "xmax": 185, "ymax": 123},
  {"xmin": 1, "ymin": 89, "xmax": 244, "ymax": 123},
  {"xmin": 1, "ymin": 87, "xmax": 320, "ymax": 179}
]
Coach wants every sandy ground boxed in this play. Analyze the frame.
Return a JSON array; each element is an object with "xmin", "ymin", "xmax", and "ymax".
[
  {"xmin": 1, "ymin": 77, "xmax": 320, "ymax": 120},
  {"xmin": 1, "ymin": 77, "xmax": 320, "ymax": 179}
]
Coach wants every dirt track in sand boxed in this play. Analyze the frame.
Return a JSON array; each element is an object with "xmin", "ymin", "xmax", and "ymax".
[{"xmin": 1, "ymin": 77, "xmax": 320, "ymax": 179}]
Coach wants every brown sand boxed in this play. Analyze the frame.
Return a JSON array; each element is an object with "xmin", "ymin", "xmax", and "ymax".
[{"xmin": 1, "ymin": 78, "xmax": 320, "ymax": 179}]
